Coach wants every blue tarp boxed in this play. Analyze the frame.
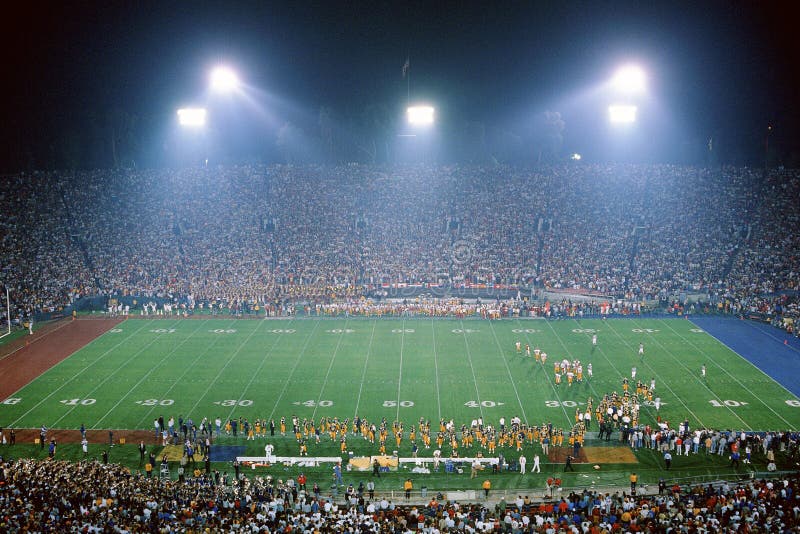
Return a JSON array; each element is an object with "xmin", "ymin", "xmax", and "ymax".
[
  {"xmin": 209, "ymin": 445, "xmax": 246, "ymax": 463},
  {"xmin": 690, "ymin": 316, "xmax": 800, "ymax": 398}
]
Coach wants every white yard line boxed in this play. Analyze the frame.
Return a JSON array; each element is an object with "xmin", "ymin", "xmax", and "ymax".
[
  {"xmin": 132, "ymin": 319, "xmax": 235, "ymax": 428},
  {"xmin": 55, "ymin": 319, "xmax": 185, "ymax": 428},
  {"xmin": 662, "ymin": 319, "xmax": 794, "ymax": 428},
  {"xmin": 598, "ymin": 321, "xmax": 702, "ymax": 424},
  {"xmin": 225, "ymin": 319, "xmax": 296, "ymax": 422},
  {"xmin": 488, "ymin": 321, "xmax": 528, "ymax": 424},
  {"xmin": 459, "ymin": 320, "xmax": 485, "ymax": 420},
  {"xmin": 430, "ymin": 319, "xmax": 442, "ymax": 421},
  {"xmin": 395, "ymin": 319, "xmax": 406, "ymax": 422},
  {"xmin": 352, "ymin": 320, "xmax": 377, "ymax": 418},
  {"xmin": 184, "ymin": 317, "xmax": 268, "ymax": 419},
  {"xmin": 312, "ymin": 319, "xmax": 350, "ymax": 421},
  {"xmin": 9, "ymin": 319, "xmax": 155, "ymax": 428},
  {"xmin": 604, "ymin": 319, "xmax": 708, "ymax": 428},
  {"xmin": 627, "ymin": 317, "xmax": 750, "ymax": 429},
  {"xmin": 546, "ymin": 319, "xmax": 615, "ymax": 413},
  {"xmin": 93, "ymin": 319, "xmax": 211, "ymax": 428},
  {"xmin": 533, "ymin": 319, "xmax": 586, "ymax": 424},
  {"xmin": 267, "ymin": 320, "xmax": 322, "ymax": 422}
]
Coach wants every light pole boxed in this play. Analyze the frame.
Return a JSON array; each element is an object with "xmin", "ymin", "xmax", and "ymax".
[{"xmin": 764, "ymin": 124, "xmax": 772, "ymax": 170}]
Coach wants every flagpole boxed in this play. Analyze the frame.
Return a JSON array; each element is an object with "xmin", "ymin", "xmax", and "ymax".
[{"xmin": 402, "ymin": 55, "xmax": 411, "ymax": 106}]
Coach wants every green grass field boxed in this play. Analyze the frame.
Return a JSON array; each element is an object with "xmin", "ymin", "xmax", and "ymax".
[
  {"xmin": 2, "ymin": 317, "xmax": 798, "ymax": 491},
  {"xmin": 4, "ymin": 317, "xmax": 796, "ymax": 431}
]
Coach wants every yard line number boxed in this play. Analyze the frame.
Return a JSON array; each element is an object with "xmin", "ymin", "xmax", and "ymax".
[
  {"xmin": 383, "ymin": 400, "xmax": 415, "ymax": 407},
  {"xmin": 545, "ymin": 400, "xmax": 584, "ymax": 407},
  {"xmin": 60, "ymin": 398, "xmax": 96, "ymax": 406},
  {"xmin": 136, "ymin": 399, "xmax": 174, "ymax": 406},
  {"xmin": 464, "ymin": 400, "xmax": 504, "ymax": 408},
  {"xmin": 293, "ymin": 400, "xmax": 334, "ymax": 407},
  {"xmin": 708, "ymin": 399, "xmax": 748, "ymax": 407},
  {"xmin": 213, "ymin": 399, "xmax": 254, "ymax": 406}
]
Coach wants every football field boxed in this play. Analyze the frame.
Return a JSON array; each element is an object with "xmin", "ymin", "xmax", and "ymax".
[{"xmin": 4, "ymin": 317, "xmax": 798, "ymax": 433}]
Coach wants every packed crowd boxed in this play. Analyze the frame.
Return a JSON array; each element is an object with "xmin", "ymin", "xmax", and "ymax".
[
  {"xmin": 1, "ymin": 455, "xmax": 798, "ymax": 532},
  {"xmin": 1, "ymin": 164, "xmax": 798, "ymax": 325}
]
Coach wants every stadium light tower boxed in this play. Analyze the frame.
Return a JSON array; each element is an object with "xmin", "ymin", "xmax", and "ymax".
[
  {"xmin": 177, "ymin": 108, "xmax": 207, "ymax": 127},
  {"xmin": 611, "ymin": 65, "xmax": 646, "ymax": 94},
  {"xmin": 210, "ymin": 66, "xmax": 240, "ymax": 93},
  {"xmin": 407, "ymin": 105, "xmax": 435, "ymax": 125}
]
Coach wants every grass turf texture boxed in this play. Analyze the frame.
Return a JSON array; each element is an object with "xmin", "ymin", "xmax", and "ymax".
[{"xmin": 1, "ymin": 317, "xmax": 798, "ymax": 492}]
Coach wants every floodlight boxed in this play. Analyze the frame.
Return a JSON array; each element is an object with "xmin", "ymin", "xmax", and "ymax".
[
  {"xmin": 407, "ymin": 106, "xmax": 435, "ymax": 125},
  {"xmin": 608, "ymin": 105, "xmax": 637, "ymax": 124},
  {"xmin": 210, "ymin": 66, "xmax": 239, "ymax": 92},
  {"xmin": 612, "ymin": 65, "xmax": 646, "ymax": 93},
  {"xmin": 177, "ymin": 108, "xmax": 207, "ymax": 127},
  {"xmin": 570, "ymin": 153, "xmax": 582, "ymax": 161}
]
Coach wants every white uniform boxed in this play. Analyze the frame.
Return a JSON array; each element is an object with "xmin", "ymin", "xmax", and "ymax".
[
  {"xmin": 532, "ymin": 454, "xmax": 541, "ymax": 473},
  {"xmin": 519, "ymin": 455, "xmax": 527, "ymax": 474}
]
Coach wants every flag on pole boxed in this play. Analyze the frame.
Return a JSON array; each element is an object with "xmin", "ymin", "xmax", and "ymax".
[{"xmin": 402, "ymin": 58, "xmax": 410, "ymax": 78}]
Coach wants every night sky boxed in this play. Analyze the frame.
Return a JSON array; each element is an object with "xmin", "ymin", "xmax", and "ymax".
[{"xmin": 1, "ymin": 1, "xmax": 797, "ymax": 170}]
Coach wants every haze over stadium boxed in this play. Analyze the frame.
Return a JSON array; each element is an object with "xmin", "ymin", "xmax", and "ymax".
[
  {"xmin": 0, "ymin": 1, "xmax": 799, "ymax": 532},
  {"xmin": 1, "ymin": 1, "xmax": 798, "ymax": 169}
]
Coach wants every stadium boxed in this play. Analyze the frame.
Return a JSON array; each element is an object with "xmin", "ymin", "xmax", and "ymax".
[{"xmin": 1, "ymin": 2, "xmax": 799, "ymax": 532}]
